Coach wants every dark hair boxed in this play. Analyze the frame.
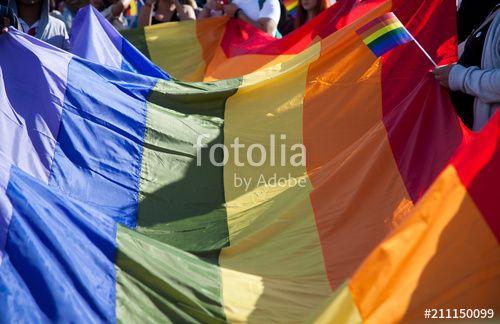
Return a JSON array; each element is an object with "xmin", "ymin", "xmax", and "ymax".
[
  {"xmin": 0, "ymin": 4, "xmax": 19, "ymax": 29},
  {"xmin": 294, "ymin": 0, "xmax": 328, "ymax": 29}
]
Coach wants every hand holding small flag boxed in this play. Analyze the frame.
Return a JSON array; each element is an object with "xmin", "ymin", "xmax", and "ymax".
[
  {"xmin": 356, "ymin": 12, "xmax": 437, "ymax": 67},
  {"xmin": 433, "ymin": 64, "xmax": 456, "ymax": 88}
]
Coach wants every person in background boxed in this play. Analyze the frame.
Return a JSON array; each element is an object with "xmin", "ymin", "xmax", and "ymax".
[
  {"xmin": 433, "ymin": 5, "xmax": 499, "ymax": 131},
  {"xmin": 137, "ymin": 0, "xmax": 195, "ymax": 26},
  {"xmin": 294, "ymin": 0, "xmax": 327, "ymax": 29},
  {"xmin": 201, "ymin": 0, "xmax": 280, "ymax": 37},
  {"xmin": 4, "ymin": 0, "xmax": 70, "ymax": 49},
  {"xmin": 1, "ymin": 2, "xmax": 19, "ymax": 32},
  {"xmin": 55, "ymin": 0, "xmax": 88, "ymax": 29},
  {"xmin": 277, "ymin": 0, "xmax": 293, "ymax": 36},
  {"xmin": 456, "ymin": 0, "xmax": 498, "ymax": 44},
  {"xmin": 198, "ymin": 0, "xmax": 222, "ymax": 18},
  {"xmin": 90, "ymin": 0, "xmax": 130, "ymax": 30}
]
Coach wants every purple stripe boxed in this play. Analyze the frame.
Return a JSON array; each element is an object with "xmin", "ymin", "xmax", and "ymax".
[
  {"xmin": 368, "ymin": 30, "xmax": 413, "ymax": 57},
  {"xmin": 71, "ymin": 6, "xmax": 123, "ymax": 69},
  {"xmin": 0, "ymin": 159, "xmax": 12, "ymax": 265},
  {"xmin": 0, "ymin": 29, "xmax": 71, "ymax": 182}
]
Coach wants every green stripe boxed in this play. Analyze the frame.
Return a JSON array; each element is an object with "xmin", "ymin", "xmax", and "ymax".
[
  {"xmin": 137, "ymin": 78, "xmax": 242, "ymax": 255},
  {"xmin": 362, "ymin": 21, "xmax": 402, "ymax": 44},
  {"xmin": 366, "ymin": 27, "xmax": 408, "ymax": 47},
  {"xmin": 121, "ymin": 27, "xmax": 151, "ymax": 58},
  {"xmin": 115, "ymin": 225, "xmax": 226, "ymax": 323}
]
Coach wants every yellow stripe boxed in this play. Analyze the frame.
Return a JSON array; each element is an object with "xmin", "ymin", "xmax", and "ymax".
[
  {"xmin": 308, "ymin": 282, "xmax": 363, "ymax": 324},
  {"xmin": 363, "ymin": 21, "xmax": 404, "ymax": 44},
  {"xmin": 145, "ymin": 21, "xmax": 206, "ymax": 81},
  {"xmin": 220, "ymin": 42, "xmax": 332, "ymax": 323}
]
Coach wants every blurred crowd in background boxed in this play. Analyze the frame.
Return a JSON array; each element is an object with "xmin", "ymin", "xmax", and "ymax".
[
  {"xmin": 0, "ymin": 0, "xmax": 331, "ymax": 43},
  {"xmin": 0, "ymin": 0, "xmax": 499, "ymax": 130},
  {"xmin": 0, "ymin": 0, "xmax": 497, "ymax": 50}
]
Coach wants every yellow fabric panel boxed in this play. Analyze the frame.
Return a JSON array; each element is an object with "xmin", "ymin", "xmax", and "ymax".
[
  {"xmin": 144, "ymin": 21, "xmax": 205, "ymax": 81},
  {"xmin": 350, "ymin": 166, "xmax": 500, "ymax": 323},
  {"xmin": 220, "ymin": 42, "xmax": 331, "ymax": 323},
  {"xmin": 308, "ymin": 282, "xmax": 363, "ymax": 324}
]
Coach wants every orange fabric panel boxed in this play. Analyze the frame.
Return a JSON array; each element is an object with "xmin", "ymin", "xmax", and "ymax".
[
  {"xmin": 195, "ymin": 17, "xmax": 228, "ymax": 79},
  {"xmin": 350, "ymin": 166, "xmax": 500, "ymax": 322},
  {"xmin": 303, "ymin": 30, "xmax": 411, "ymax": 289}
]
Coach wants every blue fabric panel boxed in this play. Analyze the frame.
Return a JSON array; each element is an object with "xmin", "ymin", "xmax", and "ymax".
[
  {"xmin": 48, "ymin": 57, "xmax": 157, "ymax": 227},
  {"xmin": 120, "ymin": 39, "xmax": 170, "ymax": 80},
  {"xmin": 0, "ymin": 166, "xmax": 117, "ymax": 323}
]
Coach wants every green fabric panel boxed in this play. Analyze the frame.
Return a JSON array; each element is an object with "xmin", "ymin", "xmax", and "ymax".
[
  {"xmin": 115, "ymin": 225, "xmax": 226, "ymax": 323},
  {"xmin": 121, "ymin": 27, "xmax": 151, "ymax": 58},
  {"xmin": 138, "ymin": 78, "xmax": 242, "ymax": 254}
]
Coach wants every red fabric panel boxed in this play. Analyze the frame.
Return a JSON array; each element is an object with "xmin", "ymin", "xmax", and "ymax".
[
  {"xmin": 220, "ymin": 0, "xmax": 387, "ymax": 57},
  {"xmin": 381, "ymin": 0, "xmax": 463, "ymax": 202},
  {"xmin": 452, "ymin": 113, "xmax": 500, "ymax": 241}
]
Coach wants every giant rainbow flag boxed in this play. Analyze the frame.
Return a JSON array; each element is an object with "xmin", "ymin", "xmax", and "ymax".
[
  {"xmin": 0, "ymin": 0, "xmax": 498, "ymax": 322},
  {"xmin": 122, "ymin": 0, "xmax": 401, "ymax": 81}
]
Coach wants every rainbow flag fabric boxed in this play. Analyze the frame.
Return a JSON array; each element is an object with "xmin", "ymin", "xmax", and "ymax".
[
  {"xmin": 356, "ymin": 12, "xmax": 413, "ymax": 57},
  {"xmin": 312, "ymin": 115, "xmax": 500, "ymax": 322},
  {"xmin": 121, "ymin": 0, "xmax": 389, "ymax": 81},
  {"xmin": 1, "ymin": 0, "xmax": 498, "ymax": 322},
  {"xmin": 283, "ymin": 0, "xmax": 298, "ymax": 17},
  {"xmin": 70, "ymin": 6, "xmax": 169, "ymax": 79}
]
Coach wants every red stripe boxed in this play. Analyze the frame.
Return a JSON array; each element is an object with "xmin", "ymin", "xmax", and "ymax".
[
  {"xmin": 356, "ymin": 12, "xmax": 397, "ymax": 34},
  {"xmin": 452, "ymin": 113, "xmax": 500, "ymax": 241},
  {"xmin": 381, "ymin": 0, "xmax": 461, "ymax": 202},
  {"xmin": 357, "ymin": 17, "xmax": 401, "ymax": 40},
  {"xmin": 219, "ymin": 0, "xmax": 387, "ymax": 57}
]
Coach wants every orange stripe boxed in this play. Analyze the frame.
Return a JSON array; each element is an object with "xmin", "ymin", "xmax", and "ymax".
[
  {"xmin": 303, "ymin": 5, "xmax": 411, "ymax": 289},
  {"xmin": 350, "ymin": 166, "xmax": 500, "ymax": 322},
  {"xmin": 195, "ymin": 17, "xmax": 228, "ymax": 80},
  {"xmin": 359, "ymin": 19, "xmax": 400, "ymax": 41},
  {"xmin": 358, "ymin": 17, "xmax": 399, "ymax": 37}
]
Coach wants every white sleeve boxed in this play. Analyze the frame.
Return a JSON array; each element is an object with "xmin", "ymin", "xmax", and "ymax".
[{"xmin": 258, "ymin": 0, "xmax": 280, "ymax": 24}]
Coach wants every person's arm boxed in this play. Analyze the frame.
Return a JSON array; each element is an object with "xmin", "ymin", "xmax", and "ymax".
[
  {"xmin": 173, "ymin": 0, "xmax": 196, "ymax": 20},
  {"xmin": 223, "ymin": 4, "xmax": 276, "ymax": 35},
  {"xmin": 138, "ymin": 0, "xmax": 155, "ymax": 26},
  {"xmin": 449, "ymin": 65, "xmax": 500, "ymax": 104}
]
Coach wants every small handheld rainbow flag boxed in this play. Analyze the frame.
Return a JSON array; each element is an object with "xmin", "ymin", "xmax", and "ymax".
[
  {"xmin": 356, "ymin": 12, "xmax": 412, "ymax": 57},
  {"xmin": 356, "ymin": 12, "xmax": 437, "ymax": 66}
]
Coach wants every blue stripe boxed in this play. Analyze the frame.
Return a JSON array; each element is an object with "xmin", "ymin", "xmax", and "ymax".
[
  {"xmin": 0, "ymin": 166, "xmax": 117, "ymax": 323},
  {"xmin": 120, "ymin": 39, "xmax": 170, "ymax": 80},
  {"xmin": 368, "ymin": 32, "xmax": 413, "ymax": 57},
  {"xmin": 48, "ymin": 57, "xmax": 157, "ymax": 227}
]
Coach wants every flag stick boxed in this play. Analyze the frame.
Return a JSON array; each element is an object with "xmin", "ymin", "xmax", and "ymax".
[{"xmin": 411, "ymin": 36, "xmax": 438, "ymax": 67}]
